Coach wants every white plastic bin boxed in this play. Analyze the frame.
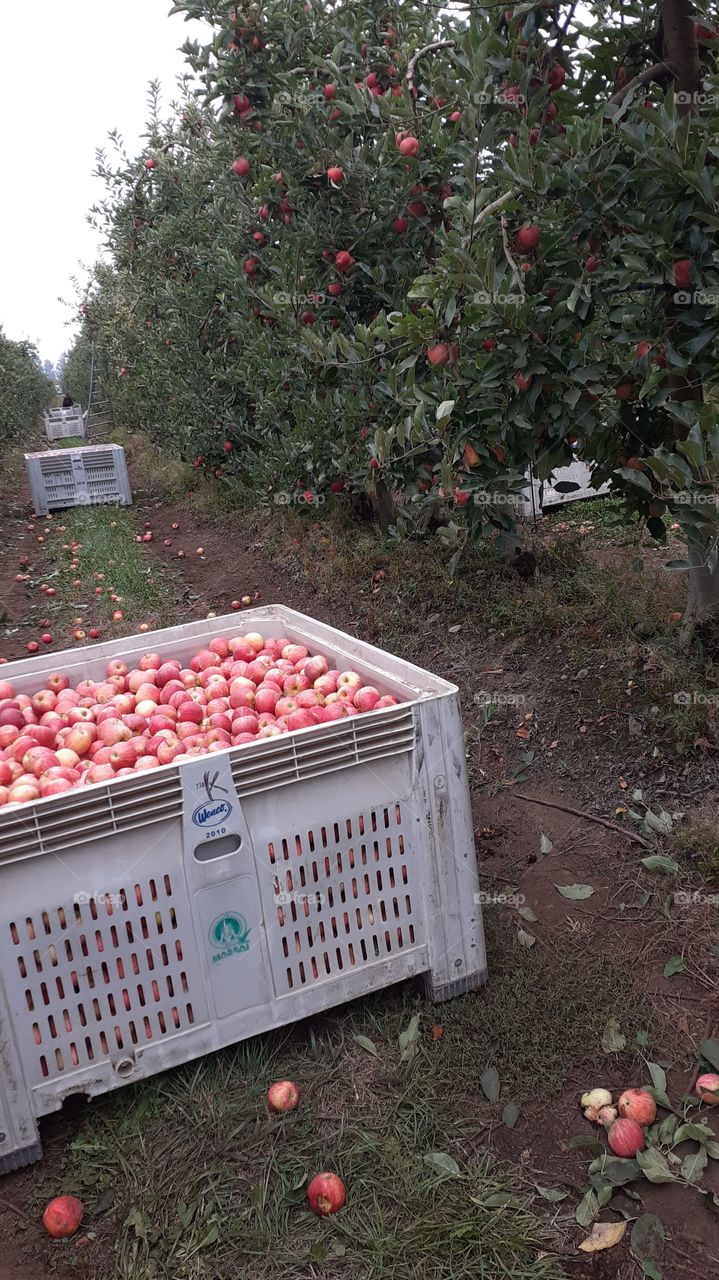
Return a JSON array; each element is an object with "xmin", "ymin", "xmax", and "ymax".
[
  {"xmin": 520, "ymin": 459, "xmax": 610, "ymax": 517},
  {"xmin": 0, "ymin": 607, "xmax": 485, "ymax": 1172},
  {"xmin": 44, "ymin": 408, "xmax": 87, "ymax": 442},
  {"xmin": 24, "ymin": 445, "xmax": 131, "ymax": 515}
]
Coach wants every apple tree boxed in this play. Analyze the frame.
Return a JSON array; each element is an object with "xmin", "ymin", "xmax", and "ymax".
[
  {"xmin": 73, "ymin": 0, "xmax": 719, "ymax": 622},
  {"xmin": 0, "ymin": 328, "xmax": 53, "ymax": 448}
]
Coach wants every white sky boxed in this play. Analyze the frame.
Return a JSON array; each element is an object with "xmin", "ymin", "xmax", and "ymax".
[{"xmin": 0, "ymin": 2, "xmax": 208, "ymax": 368}]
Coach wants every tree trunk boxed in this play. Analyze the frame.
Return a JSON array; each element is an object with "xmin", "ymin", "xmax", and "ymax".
[
  {"xmin": 684, "ymin": 542, "xmax": 719, "ymax": 636},
  {"xmin": 375, "ymin": 479, "xmax": 396, "ymax": 535}
]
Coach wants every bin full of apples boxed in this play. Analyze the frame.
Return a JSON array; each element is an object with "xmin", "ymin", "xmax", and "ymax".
[{"xmin": 0, "ymin": 631, "xmax": 402, "ymax": 809}]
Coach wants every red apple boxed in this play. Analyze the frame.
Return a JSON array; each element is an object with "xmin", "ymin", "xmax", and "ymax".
[
  {"xmin": 618, "ymin": 1089, "xmax": 656, "ymax": 1126},
  {"xmin": 307, "ymin": 1172, "xmax": 346, "ymax": 1216},
  {"xmin": 608, "ymin": 1118, "xmax": 645, "ymax": 1156},
  {"xmin": 335, "ymin": 250, "xmax": 354, "ymax": 272},
  {"xmin": 398, "ymin": 135, "xmax": 420, "ymax": 157},
  {"xmin": 43, "ymin": 1195, "xmax": 83, "ymax": 1239},
  {"xmin": 232, "ymin": 156, "xmax": 250, "ymax": 177},
  {"xmin": 517, "ymin": 223, "xmax": 540, "ymax": 251},
  {"xmin": 696, "ymin": 1073, "xmax": 719, "ymax": 1105},
  {"xmin": 267, "ymin": 1079, "xmax": 300, "ymax": 1112},
  {"xmin": 427, "ymin": 343, "xmax": 450, "ymax": 367}
]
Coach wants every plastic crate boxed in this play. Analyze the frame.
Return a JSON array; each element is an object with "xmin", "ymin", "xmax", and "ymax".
[
  {"xmin": 0, "ymin": 607, "xmax": 485, "ymax": 1173},
  {"xmin": 520, "ymin": 459, "xmax": 610, "ymax": 517},
  {"xmin": 24, "ymin": 445, "xmax": 132, "ymax": 515},
  {"xmin": 45, "ymin": 408, "xmax": 87, "ymax": 443}
]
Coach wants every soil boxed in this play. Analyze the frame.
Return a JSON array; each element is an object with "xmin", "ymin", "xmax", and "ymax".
[{"xmin": 0, "ymin": 442, "xmax": 717, "ymax": 1280}]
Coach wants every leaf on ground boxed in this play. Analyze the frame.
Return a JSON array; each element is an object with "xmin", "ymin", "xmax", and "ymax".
[
  {"xmin": 517, "ymin": 926, "xmax": 536, "ymax": 948},
  {"xmin": 662, "ymin": 955, "xmax": 686, "ymax": 977},
  {"xmin": 699, "ymin": 1038, "xmax": 719, "ymax": 1072},
  {"xmin": 471, "ymin": 1190, "xmax": 519, "ymax": 1208},
  {"xmin": 640, "ymin": 855, "xmax": 679, "ymax": 874},
  {"xmin": 518, "ymin": 905, "xmax": 538, "ymax": 922},
  {"xmin": 636, "ymin": 1148, "xmax": 675, "ymax": 1183},
  {"xmin": 539, "ymin": 832, "xmax": 553, "ymax": 853},
  {"xmin": 588, "ymin": 1155, "xmax": 641, "ymax": 1186},
  {"xmin": 430, "ymin": 1024, "xmax": 444, "ymax": 1041},
  {"xmin": 630, "ymin": 1213, "xmax": 665, "ymax": 1264},
  {"xmin": 516, "ymin": 727, "xmax": 531, "ymax": 739},
  {"xmin": 648, "ymin": 1062, "xmax": 667, "ymax": 1095},
  {"xmin": 535, "ymin": 1184, "xmax": 569, "ymax": 1203},
  {"xmin": 353, "ymin": 1034, "xmax": 379, "ymax": 1057},
  {"xmin": 575, "ymin": 1188, "xmax": 600, "ymax": 1227},
  {"xmin": 480, "ymin": 1066, "xmax": 501, "ymax": 1104},
  {"xmin": 399, "ymin": 1013, "xmax": 421, "ymax": 1063},
  {"xmin": 578, "ymin": 1220, "xmax": 627, "ymax": 1252},
  {"xmin": 680, "ymin": 1145, "xmax": 707, "ymax": 1185},
  {"xmin": 555, "ymin": 882, "xmax": 595, "ymax": 900},
  {"xmin": 602, "ymin": 1016, "xmax": 626, "ymax": 1054},
  {"xmin": 423, "ymin": 1151, "xmax": 461, "ymax": 1178},
  {"xmin": 502, "ymin": 1100, "xmax": 520, "ymax": 1129}
]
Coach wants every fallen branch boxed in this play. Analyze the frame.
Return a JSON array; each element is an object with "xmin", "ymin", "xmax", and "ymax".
[{"xmin": 512, "ymin": 792, "xmax": 653, "ymax": 848}]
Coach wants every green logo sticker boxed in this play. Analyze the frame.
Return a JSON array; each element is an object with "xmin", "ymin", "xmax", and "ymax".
[{"xmin": 209, "ymin": 913, "xmax": 251, "ymax": 963}]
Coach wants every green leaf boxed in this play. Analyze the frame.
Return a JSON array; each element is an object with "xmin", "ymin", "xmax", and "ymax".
[
  {"xmin": 630, "ymin": 1214, "xmax": 665, "ymax": 1265},
  {"xmin": 681, "ymin": 1145, "xmax": 707, "ymax": 1184},
  {"xmin": 555, "ymin": 883, "xmax": 595, "ymax": 900},
  {"xmin": 423, "ymin": 1151, "xmax": 461, "ymax": 1178},
  {"xmin": 353, "ymin": 1034, "xmax": 379, "ymax": 1057},
  {"xmin": 517, "ymin": 905, "xmax": 538, "ymax": 922},
  {"xmin": 663, "ymin": 955, "xmax": 686, "ymax": 977},
  {"xmin": 436, "ymin": 399, "xmax": 455, "ymax": 422},
  {"xmin": 640, "ymin": 855, "xmax": 679, "ymax": 874},
  {"xmin": 576, "ymin": 1187, "xmax": 600, "ymax": 1227},
  {"xmin": 642, "ymin": 1263, "xmax": 664, "ymax": 1280},
  {"xmin": 481, "ymin": 1066, "xmax": 501, "ymax": 1104},
  {"xmin": 699, "ymin": 1038, "xmax": 719, "ymax": 1072},
  {"xmin": 535, "ymin": 1184, "xmax": 569, "ymax": 1203},
  {"xmin": 539, "ymin": 832, "xmax": 553, "ymax": 854},
  {"xmin": 502, "ymin": 1100, "xmax": 520, "ymax": 1129},
  {"xmin": 589, "ymin": 1155, "xmax": 642, "ymax": 1186},
  {"xmin": 399, "ymin": 1013, "xmax": 421, "ymax": 1063},
  {"xmin": 517, "ymin": 926, "xmax": 536, "ymax": 949},
  {"xmin": 648, "ymin": 1062, "xmax": 667, "ymax": 1095},
  {"xmin": 636, "ymin": 1148, "xmax": 675, "ymax": 1183},
  {"xmin": 602, "ymin": 1017, "xmax": 626, "ymax": 1054}
]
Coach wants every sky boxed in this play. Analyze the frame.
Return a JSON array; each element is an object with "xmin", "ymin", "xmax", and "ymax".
[{"xmin": 0, "ymin": 2, "xmax": 208, "ymax": 369}]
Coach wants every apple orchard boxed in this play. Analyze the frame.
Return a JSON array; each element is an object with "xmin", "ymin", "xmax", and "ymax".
[{"xmin": 67, "ymin": 0, "xmax": 719, "ymax": 620}]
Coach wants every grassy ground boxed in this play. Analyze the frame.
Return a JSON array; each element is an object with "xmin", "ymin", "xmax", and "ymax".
[{"xmin": 30, "ymin": 916, "xmax": 649, "ymax": 1280}]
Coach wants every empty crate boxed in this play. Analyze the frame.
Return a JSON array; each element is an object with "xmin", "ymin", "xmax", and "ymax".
[
  {"xmin": 0, "ymin": 607, "xmax": 486, "ymax": 1173},
  {"xmin": 45, "ymin": 408, "xmax": 87, "ymax": 442},
  {"xmin": 24, "ymin": 445, "xmax": 132, "ymax": 515}
]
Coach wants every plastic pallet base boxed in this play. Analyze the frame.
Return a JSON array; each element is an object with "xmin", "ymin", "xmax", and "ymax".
[
  {"xmin": 0, "ymin": 1141, "xmax": 43, "ymax": 1174},
  {"xmin": 421, "ymin": 966, "xmax": 488, "ymax": 1003}
]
